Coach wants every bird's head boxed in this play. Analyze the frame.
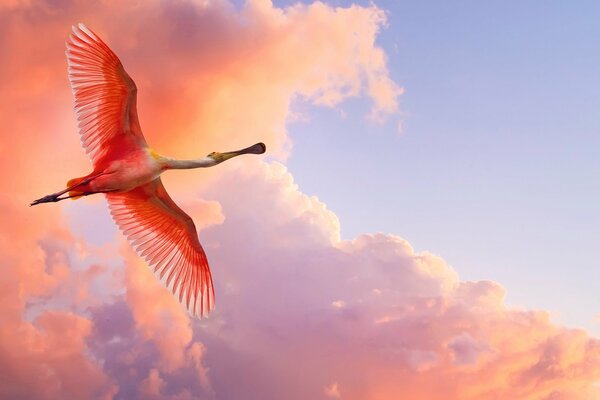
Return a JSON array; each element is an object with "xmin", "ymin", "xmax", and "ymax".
[{"xmin": 207, "ymin": 142, "xmax": 266, "ymax": 163}]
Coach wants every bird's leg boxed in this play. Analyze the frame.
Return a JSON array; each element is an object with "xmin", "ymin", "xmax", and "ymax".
[
  {"xmin": 30, "ymin": 191, "xmax": 92, "ymax": 206},
  {"xmin": 30, "ymin": 172, "xmax": 104, "ymax": 206},
  {"xmin": 31, "ymin": 187, "xmax": 74, "ymax": 205}
]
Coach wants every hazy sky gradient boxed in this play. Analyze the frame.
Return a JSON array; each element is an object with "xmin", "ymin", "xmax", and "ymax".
[{"xmin": 2, "ymin": 1, "xmax": 600, "ymax": 398}]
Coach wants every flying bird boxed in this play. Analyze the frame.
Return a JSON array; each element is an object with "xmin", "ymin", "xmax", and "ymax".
[{"xmin": 31, "ymin": 24, "xmax": 266, "ymax": 317}]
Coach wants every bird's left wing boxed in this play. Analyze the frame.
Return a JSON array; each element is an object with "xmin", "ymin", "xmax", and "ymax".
[
  {"xmin": 66, "ymin": 23, "xmax": 147, "ymax": 166},
  {"xmin": 106, "ymin": 179, "xmax": 215, "ymax": 317}
]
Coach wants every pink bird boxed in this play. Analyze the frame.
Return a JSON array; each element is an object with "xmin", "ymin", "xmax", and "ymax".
[{"xmin": 31, "ymin": 24, "xmax": 266, "ymax": 317}]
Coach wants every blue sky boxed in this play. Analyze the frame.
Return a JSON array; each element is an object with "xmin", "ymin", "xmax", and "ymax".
[{"xmin": 278, "ymin": 1, "xmax": 600, "ymax": 333}]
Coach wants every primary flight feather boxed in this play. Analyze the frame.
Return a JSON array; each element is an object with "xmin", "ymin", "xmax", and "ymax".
[{"xmin": 31, "ymin": 23, "xmax": 266, "ymax": 318}]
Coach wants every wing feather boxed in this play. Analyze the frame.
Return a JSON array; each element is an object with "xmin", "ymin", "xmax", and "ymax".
[
  {"xmin": 66, "ymin": 23, "xmax": 147, "ymax": 166},
  {"xmin": 106, "ymin": 179, "xmax": 215, "ymax": 317}
]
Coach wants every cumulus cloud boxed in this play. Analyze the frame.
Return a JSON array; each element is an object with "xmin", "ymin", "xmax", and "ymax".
[
  {"xmin": 0, "ymin": 200, "xmax": 116, "ymax": 400},
  {"xmin": 2, "ymin": 1, "xmax": 600, "ymax": 400},
  {"xmin": 192, "ymin": 162, "xmax": 600, "ymax": 400}
]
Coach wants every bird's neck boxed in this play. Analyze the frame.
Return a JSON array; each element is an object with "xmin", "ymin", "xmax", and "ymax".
[
  {"xmin": 153, "ymin": 142, "xmax": 266, "ymax": 170},
  {"xmin": 162, "ymin": 157, "xmax": 218, "ymax": 170}
]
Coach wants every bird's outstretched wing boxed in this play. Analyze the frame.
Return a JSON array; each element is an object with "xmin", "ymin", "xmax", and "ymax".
[
  {"xmin": 66, "ymin": 23, "xmax": 147, "ymax": 166},
  {"xmin": 107, "ymin": 179, "xmax": 215, "ymax": 317}
]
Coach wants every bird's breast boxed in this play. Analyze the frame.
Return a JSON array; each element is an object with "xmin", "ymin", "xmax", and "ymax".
[{"xmin": 91, "ymin": 148, "xmax": 163, "ymax": 193}]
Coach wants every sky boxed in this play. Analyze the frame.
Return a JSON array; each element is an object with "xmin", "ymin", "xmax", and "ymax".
[
  {"xmin": 1, "ymin": 1, "xmax": 600, "ymax": 399},
  {"xmin": 283, "ymin": 0, "xmax": 600, "ymax": 333}
]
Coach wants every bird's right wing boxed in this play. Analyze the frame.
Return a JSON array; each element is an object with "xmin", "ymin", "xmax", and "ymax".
[
  {"xmin": 106, "ymin": 179, "xmax": 215, "ymax": 317},
  {"xmin": 66, "ymin": 23, "xmax": 147, "ymax": 166}
]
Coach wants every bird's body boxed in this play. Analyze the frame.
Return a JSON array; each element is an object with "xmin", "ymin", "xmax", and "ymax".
[
  {"xmin": 31, "ymin": 24, "xmax": 265, "ymax": 317},
  {"xmin": 77, "ymin": 148, "xmax": 159, "ymax": 193}
]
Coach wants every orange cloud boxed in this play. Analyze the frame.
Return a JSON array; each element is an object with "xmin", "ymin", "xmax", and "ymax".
[{"xmin": 0, "ymin": 201, "xmax": 115, "ymax": 399}]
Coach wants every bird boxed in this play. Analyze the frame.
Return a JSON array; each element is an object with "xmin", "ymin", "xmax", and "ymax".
[{"xmin": 30, "ymin": 23, "xmax": 266, "ymax": 318}]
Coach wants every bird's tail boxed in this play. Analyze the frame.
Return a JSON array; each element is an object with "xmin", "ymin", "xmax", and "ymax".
[{"xmin": 66, "ymin": 176, "xmax": 88, "ymax": 200}]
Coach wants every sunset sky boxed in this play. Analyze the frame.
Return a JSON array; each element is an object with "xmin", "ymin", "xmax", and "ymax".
[{"xmin": 2, "ymin": 1, "xmax": 600, "ymax": 399}]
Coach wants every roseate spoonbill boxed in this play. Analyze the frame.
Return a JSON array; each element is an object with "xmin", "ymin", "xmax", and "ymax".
[{"xmin": 31, "ymin": 24, "xmax": 266, "ymax": 317}]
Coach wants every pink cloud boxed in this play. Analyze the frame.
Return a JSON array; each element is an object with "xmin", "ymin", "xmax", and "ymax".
[
  {"xmin": 191, "ymin": 161, "xmax": 600, "ymax": 399},
  {"xmin": 0, "ymin": 212, "xmax": 116, "ymax": 399},
  {"xmin": 137, "ymin": 368, "xmax": 165, "ymax": 399},
  {"xmin": 1, "ymin": 1, "xmax": 600, "ymax": 399}
]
